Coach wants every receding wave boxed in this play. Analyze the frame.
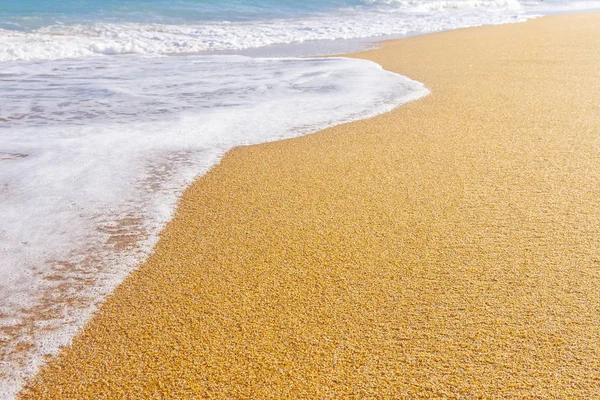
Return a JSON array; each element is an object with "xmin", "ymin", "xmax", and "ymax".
[{"xmin": 0, "ymin": 54, "xmax": 428, "ymax": 399}]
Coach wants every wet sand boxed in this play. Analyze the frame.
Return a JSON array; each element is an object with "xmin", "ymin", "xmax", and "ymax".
[{"xmin": 21, "ymin": 13, "xmax": 600, "ymax": 398}]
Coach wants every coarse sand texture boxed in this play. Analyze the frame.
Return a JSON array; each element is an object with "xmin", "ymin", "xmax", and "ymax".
[{"xmin": 21, "ymin": 13, "xmax": 600, "ymax": 399}]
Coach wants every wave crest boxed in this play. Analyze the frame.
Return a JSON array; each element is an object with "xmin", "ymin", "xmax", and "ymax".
[
  {"xmin": 363, "ymin": 0, "xmax": 523, "ymax": 10},
  {"xmin": 0, "ymin": 5, "xmax": 531, "ymax": 62}
]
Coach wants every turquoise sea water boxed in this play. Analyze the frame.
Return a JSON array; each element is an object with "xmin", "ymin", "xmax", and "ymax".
[
  {"xmin": 0, "ymin": 0, "xmax": 593, "ymax": 30},
  {"xmin": 1, "ymin": 0, "xmax": 364, "ymax": 29}
]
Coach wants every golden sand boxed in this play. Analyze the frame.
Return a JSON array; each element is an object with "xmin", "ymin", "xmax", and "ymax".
[{"xmin": 21, "ymin": 14, "xmax": 600, "ymax": 398}]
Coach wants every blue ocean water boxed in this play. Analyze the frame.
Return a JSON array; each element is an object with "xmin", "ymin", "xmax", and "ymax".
[
  {"xmin": 0, "ymin": 0, "xmax": 366, "ymax": 29},
  {"xmin": 1, "ymin": 0, "xmax": 599, "ymax": 398}
]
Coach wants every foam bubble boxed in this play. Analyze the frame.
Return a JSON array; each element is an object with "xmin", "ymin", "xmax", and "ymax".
[{"xmin": 0, "ymin": 54, "xmax": 428, "ymax": 399}]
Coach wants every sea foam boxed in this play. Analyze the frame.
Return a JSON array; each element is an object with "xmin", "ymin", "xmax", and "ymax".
[{"xmin": 0, "ymin": 54, "xmax": 427, "ymax": 399}]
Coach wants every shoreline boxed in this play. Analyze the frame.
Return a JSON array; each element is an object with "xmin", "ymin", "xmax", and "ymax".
[{"xmin": 21, "ymin": 13, "xmax": 600, "ymax": 398}]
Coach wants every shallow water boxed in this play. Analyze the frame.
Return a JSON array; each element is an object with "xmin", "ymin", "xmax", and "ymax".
[{"xmin": 0, "ymin": 53, "xmax": 427, "ymax": 398}]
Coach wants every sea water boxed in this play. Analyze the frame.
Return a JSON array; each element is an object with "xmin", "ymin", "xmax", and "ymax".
[{"xmin": 1, "ymin": 0, "xmax": 599, "ymax": 398}]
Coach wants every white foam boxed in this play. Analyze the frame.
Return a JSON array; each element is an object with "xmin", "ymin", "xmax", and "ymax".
[
  {"xmin": 365, "ymin": 0, "xmax": 523, "ymax": 10},
  {"xmin": 0, "ymin": 54, "xmax": 428, "ymax": 399}
]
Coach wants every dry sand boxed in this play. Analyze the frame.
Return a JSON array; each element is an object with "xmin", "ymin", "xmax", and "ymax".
[{"xmin": 21, "ymin": 13, "xmax": 600, "ymax": 398}]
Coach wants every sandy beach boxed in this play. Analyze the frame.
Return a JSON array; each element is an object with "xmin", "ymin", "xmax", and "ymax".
[{"xmin": 20, "ymin": 13, "xmax": 600, "ymax": 398}]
